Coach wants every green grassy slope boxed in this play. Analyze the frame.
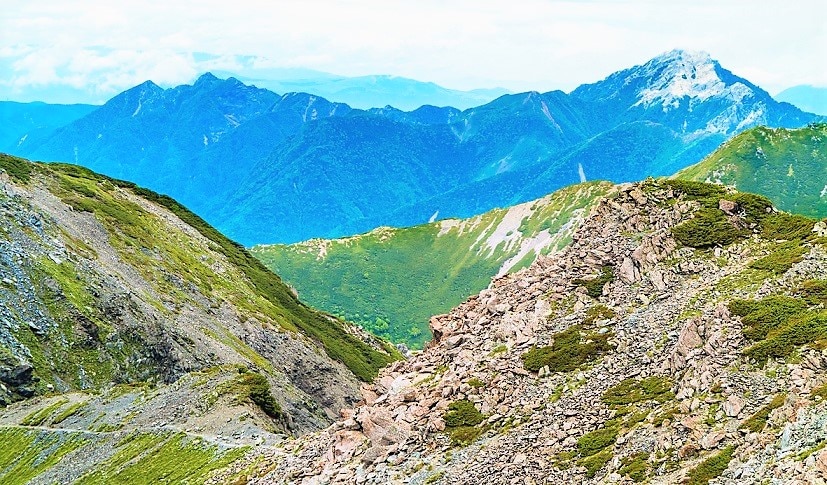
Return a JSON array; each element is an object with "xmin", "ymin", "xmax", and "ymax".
[
  {"xmin": 0, "ymin": 154, "xmax": 396, "ymax": 384},
  {"xmin": 252, "ymin": 182, "xmax": 613, "ymax": 348},
  {"xmin": 676, "ymin": 123, "xmax": 827, "ymax": 218}
]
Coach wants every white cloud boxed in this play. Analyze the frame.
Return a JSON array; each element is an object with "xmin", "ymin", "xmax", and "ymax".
[{"xmin": 1, "ymin": 0, "xmax": 824, "ymax": 102}]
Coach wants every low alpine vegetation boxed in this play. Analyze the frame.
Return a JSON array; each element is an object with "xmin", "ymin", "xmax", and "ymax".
[
  {"xmin": 601, "ymin": 377, "xmax": 674, "ymax": 407},
  {"xmin": 573, "ymin": 266, "xmax": 615, "ymax": 298},
  {"xmin": 521, "ymin": 325, "xmax": 613, "ymax": 372},
  {"xmin": 443, "ymin": 399, "xmax": 486, "ymax": 446}
]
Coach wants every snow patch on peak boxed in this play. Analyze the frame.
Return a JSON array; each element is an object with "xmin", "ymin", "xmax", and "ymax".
[{"xmin": 635, "ymin": 50, "xmax": 726, "ymax": 109}]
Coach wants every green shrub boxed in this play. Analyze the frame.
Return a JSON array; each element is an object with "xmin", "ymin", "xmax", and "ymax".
[
  {"xmin": 230, "ymin": 370, "xmax": 282, "ymax": 419},
  {"xmin": 761, "ymin": 213, "xmax": 815, "ymax": 240},
  {"xmin": 741, "ymin": 393, "xmax": 786, "ymax": 432},
  {"xmin": 685, "ymin": 446, "xmax": 734, "ymax": 485},
  {"xmin": 521, "ymin": 326, "xmax": 613, "ymax": 372},
  {"xmin": 811, "ymin": 383, "xmax": 827, "ymax": 401},
  {"xmin": 579, "ymin": 449, "xmax": 613, "ymax": 478},
  {"xmin": 0, "ymin": 153, "xmax": 34, "ymax": 183},
  {"xmin": 748, "ymin": 242, "xmax": 807, "ymax": 274},
  {"xmin": 467, "ymin": 377, "xmax": 485, "ymax": 388},
  {"xmin": 663, "ymin": 180, "xmax": 727, "ymax": 200},
  {"xmin": 798, "ymin": 280, "xmax": 827, "ymax": 305},
  {"xmin": 652, "ymin": 406, "xmax": 679, "ymax": 427},
  {"xmin": 443, "ymin": 399, "xmax": 485, "ymax": 446},
  {"xmin": 444, "ymin": 400, "xmax": 483, "ymax": 428},
  {"xmin": 672, "ymin": 208, "xmax": 745, "ymax": 248},
  {"xmin": 601, "ymin": 376, "xmax": 674, "ymax": 407},
  {"xmin": 729, "ymin": 296, "xmax": 810, "ymax": 341},
  {"xmin": 743, "ymin": 313, "xmax": 827, "ymax": 363},
  {"xmin": 584, "ymin": 304, "xmax": 616, "ymax": 326},
  {"xmin": 619, "ymin": 452, "xmax": 650, "ymax": 482},
  {"xmin": 577, "ymin": 427, "xmax": 618, "ymax": 457},
  {"xmin": 729, "ymin": 193, "xmax": 774, "ymax": 224},
  {"xmin": 447, "ymin": 426, "xmax": 483, "ymax": 446},
  {"xmin": 573, "ymin": 266, "xmax": 615, "ymax": 298}
]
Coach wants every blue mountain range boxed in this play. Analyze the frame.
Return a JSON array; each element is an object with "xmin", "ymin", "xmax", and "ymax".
[{"xmin": 6, "ymin": 50, "xmax": 820, "ymax": 245}]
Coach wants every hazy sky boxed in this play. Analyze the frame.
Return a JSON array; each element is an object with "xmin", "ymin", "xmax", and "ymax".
[{"xmin": 1, "ymin": 0, "xmax": 825, "ymax": 102}]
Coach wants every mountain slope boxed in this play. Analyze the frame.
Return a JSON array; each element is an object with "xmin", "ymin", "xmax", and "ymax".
[
  {"xmin": 252, "ymin": 182, "xmax": 612, "ymax": 348},
  {"xmin": 0, "ymin": 101, "xmax": 97, "ymax": 152},
  {"xmin": 218, "ymin": 180, "xmax": 827, "ymax": 484},
  {"xmin": 15, "ymin": 76, "xmax": 353, "ymax": 227},
  {"xmin": 12, "ymin": 51, "xmax": 821, "ymax": 244},
  {"xmin": 0, "ymin": 153, "xmax": 396, "ymax": 429},
  {"xmin": 676, "ymin": 123, "xmax": 827, "ymax": 218},
  {"xmin": 775, "ymin": 85, "xmax": 827, "ymax": 116}
]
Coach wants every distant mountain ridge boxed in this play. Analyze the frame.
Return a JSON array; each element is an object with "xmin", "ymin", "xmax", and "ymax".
[
  {"xmin": 217, "ymin": 71, "xmax": 511, "ymax": 110},
  {"xmin": 775, "ymin": 85, "xmax": 827, "ymax": 116},
  {"xmin": 11, "ymin": 50, "xmax": 821, "ymax": 244}
]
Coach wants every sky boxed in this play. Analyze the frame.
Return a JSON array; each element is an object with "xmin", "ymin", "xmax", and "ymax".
[{"xmin": 1, "ymin": 0, "xmax": 825, "ymax": 103}]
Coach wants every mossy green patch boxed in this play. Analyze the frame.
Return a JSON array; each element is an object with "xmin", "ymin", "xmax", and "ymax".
[
  {"xmin": 51, "ymin": 401, "xmax": 88, "ymax": 424},
  {"xmin": 580, "ymin": 449, "xmax": 613, "ymax": 478},
  {"xmin": 619, "ymin": 452, "xmax": 650, "ymax": 482},
  {"xmin": 577, "ymin": 427, "xmax": 618, "ymax": 457},
  {"xmin": 601, "ymin": 376, "xmax": 674, "ymax": 407},
  {"xmin": 0, "ymin": 153, "xmax": 35, "ymax": 183},
  {"xmin": 730, "ymin": 295, "xmax": 827, "ymax": 363},
  {"xmin": 748, "ymin": 242, "xmax": 807, "ymax": 274},
  {"xmin": 218, "ymin": 368, "xmax": 282, "ymax": 419},
  {"xmin": 743, "ymin": 313, "xmax": 827, "ymax": 363},
  {"xmin": 573, "ymin": 266, "xmax": 615, "ymax": 298},
  {"xmin": 798, "ymin": 280, "xmax": 827, "ymax": 305},
  {"xmin": 443, "ymin": 399, "xmax": 486, "ymax": 446},
  {"xmin": 730, "ymin": 296, "xmax": 810, "ymax": 341},
  {"xmin": 662, "ymin": 180, "xmax": 728, "ymax": 200},
  {"xmin": 672, "ymin": 207, "xmax": 745, "ymax": 248},
  {"xmin": 584, "ymin": 304, "xmax": 616, "ymax": 326},
  {"xmin": 760, "ymin": 213, "xmax": 815, "ymax": 240},
  {"xmin": 521, "ymin": 325, "xmax": 613, "ymax": 373}
]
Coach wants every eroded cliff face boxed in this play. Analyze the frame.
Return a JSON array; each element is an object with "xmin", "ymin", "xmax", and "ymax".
[
  {"xmin": 0, "ymin": 155, "xmax": 399, "ymax": 435},
  {"xmin": 211, "ymin": 180, "xmax": 827, "ymax": 484}
]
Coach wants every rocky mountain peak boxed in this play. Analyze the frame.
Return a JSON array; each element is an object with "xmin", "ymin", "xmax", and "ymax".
[
  {"xmin": 633, "ymin": 49, "xmax": 733, "ymax": 108},
  {"xmin": 194, "ymin": 71, "xmax": 221, "ymax": 87}
]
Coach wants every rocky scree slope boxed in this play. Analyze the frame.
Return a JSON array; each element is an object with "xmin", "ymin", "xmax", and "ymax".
[
  {"xmin": 0, "ymin": 153, "xmax": 396, "ymax": 434},
  {"xmin": 252, "ymin": 182, "xmax": 612, "ymax": 349},
  {"xmin": 211, "ymin": 180, "xmax": 827, "ymax": 484}
]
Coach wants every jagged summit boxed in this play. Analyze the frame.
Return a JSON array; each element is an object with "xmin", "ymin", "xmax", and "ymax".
[
  {"xmin": 572, "ymin": 49, "xmax": 751, "ymax": 107},
  {"xmin": 634, "ymin": 49, "xmax": 731, "ymax": 108},
  {"xmin": 194, "ymin": 71, "xmax": 221, "ymax": 86}
]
